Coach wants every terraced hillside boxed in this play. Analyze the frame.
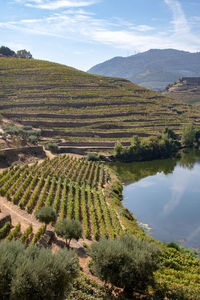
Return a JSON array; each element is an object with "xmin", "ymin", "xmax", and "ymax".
[
  {"xmin": 1, "ymin": 57, "xmax": 200, "ymax": 153},
  {"xmin": 163, "ymin": 77, "xmax": 200, "ymax": 105}
]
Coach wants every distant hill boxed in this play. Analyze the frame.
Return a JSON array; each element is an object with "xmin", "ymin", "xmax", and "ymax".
[
  {"xmin": 163, "ymin": 77, "xmax": 200, "ymax": 105},
  {"xmin": 1, "ymin": 57, "xmax": 200, "ymax": 153},
  {"xmin": 88, "ymin": 49, "xmax": 200, "ymax": 91}
]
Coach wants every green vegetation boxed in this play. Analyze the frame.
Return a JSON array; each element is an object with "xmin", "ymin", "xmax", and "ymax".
[
  {"xmin": 155, "ymin": 246, "xmax": 200, "ymax": 299},
  {"xmin": 45, "ymin": 142, "xmax": 59, "ymax": 153},
  {"xmin": 90, "ymin": 235, "xmax": 161, "ymax": 295},
  {"xmin": 0, "ymin": 52, "xmax": 199, "ymax": 297},
  {"xmin": 113, "ymin": 125, "xmax": 200, "ymax": 162},
  {"xmin": 181, "ymin": 123, "xmax": 197, "ymax": 147},
  {"xmin": 0, "ymin": 221, "xmax": 12, "ymax": 239},
  {"xmin": 0, "ymin": 56, "xmax": 200, "ymax": 152},
  {"xmin": 0, "ymin": 45, "xmax": 32, "ymax": 59},
  {"xmin": 0, "ymin": 155, "xmax": 199, "ymax": 298},
  {"xmin": 0, "ymin": 240, "xmax": 78, "ymax": 300},
  {"xmin": 0, "ymin": 155, "xmax": 124, "ymax": 240},
  {"xmin": 0, "ymin": 46, "xmax": 15, "ymax": 57},
  {"xmin": 19, "ymin": 224, "xmax": 33, "ymax": 243},
  {"xmin": 35, "ymin": 206, "xmax": 56, "ymax": 229},
  {"xmin": 55, "ymin": 219, "xmax": 82, "ymax": 247},
  {"xmin": 2, "ymin": 123, "xmax": 40, "ymax": 146},
  {"xmin": 114, "ymin": 127, "xmax": 179, "ymax": 162},
  {"xmin": 0, "ymin": 220, "xmax": 47, "ymax": 246},
  {"xmin": 31, "ymin": 225, "xmax": 46, "ymax": 245},
  {"xmin": 6, "ymin": 222, "xmax": 21, "ymax": 241}
]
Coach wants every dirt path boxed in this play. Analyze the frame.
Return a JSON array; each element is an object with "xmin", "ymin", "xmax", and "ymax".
[{"xmin": 0, "ymin": 197, "xmax": 41, "ymax": 232}]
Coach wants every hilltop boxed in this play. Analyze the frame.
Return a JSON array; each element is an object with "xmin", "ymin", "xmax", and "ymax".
[
  {"xmin": 163, "ymin": 77, "xmax": 200, "ymax": 105},
  {"xmin": 88, "ymin": 49, "xmax": 200, "ymax": 91},
  {"xmin": 0, "ymin": 57, "xmax": 200, "ymax": 154}
]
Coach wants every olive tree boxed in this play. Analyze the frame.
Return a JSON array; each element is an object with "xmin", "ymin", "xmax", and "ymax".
[
  {"xmin": 35, "ymin": 206, "xmax": 56, "ymax": 230},
  {"xmin": 16, "ymin": 49, "xmax": 33, "ymax": 59},
  {"xmin": 90, "ymin": 235, "xmax": 161, "ymax": 295},
  {"xmin": 0, "ymin": 240, "xmax": 79, "ymax": 299},
  {"xmin": 55, "ymin": 219, "xmax": 82, "ymax": 247}
]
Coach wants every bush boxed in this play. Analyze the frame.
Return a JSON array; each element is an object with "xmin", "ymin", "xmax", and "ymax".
[
  {"xmin": 55, "ymin": 219, "xmax": 82, "ymax": 247},
  {"xmin": 87, "ymin": 153, "xmax": 99, "ymax": 161},
  {"xmin": 90, "ymin": 235, "xmax": 161, "ymax": 295},
  {"xmin": 167, "ymin": 242, "xmax": 180, "ymax": 251},
  {"xmin": 28, "ymin": 135, "xmax": 39, "ymax": 144},
  {"xmin": 0, "ymin": 240, "xmax": 79, "ymax": 299},
  {"xmin": 46, "ymin": 142, "xmax": 59, "ymax": 154}
]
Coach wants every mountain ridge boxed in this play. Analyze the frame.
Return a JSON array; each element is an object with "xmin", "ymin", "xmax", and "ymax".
[{"xmin": 88, "ymin": 49, "xmax": 200, "ymax": 91}]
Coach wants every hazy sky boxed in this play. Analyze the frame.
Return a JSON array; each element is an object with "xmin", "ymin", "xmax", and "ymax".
[{"xmin": 1, "ymin": 0, "xmax": 200, "ymax": 71}]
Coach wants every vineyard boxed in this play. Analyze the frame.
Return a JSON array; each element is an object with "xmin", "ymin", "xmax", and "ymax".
[
  {"xmin": 1, "ymin": 57, "xmax": 200, "ymax": 153},
  {"xmin": 0, "ymin": 221, "xmax": 46, "ymax": 246},
  {"xmin": 0, "ymin": 155, "xmax": 123, "ymax": 240}
]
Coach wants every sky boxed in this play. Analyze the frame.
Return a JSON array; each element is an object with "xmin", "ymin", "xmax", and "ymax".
[{"xmin": 1, "ymin": 0, "xmax": 200, "ymax": 71}]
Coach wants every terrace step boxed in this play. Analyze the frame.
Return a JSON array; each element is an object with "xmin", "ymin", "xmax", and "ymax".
[
  {"xmin": 15, "ymin": 120, "xmax": 182, "ymax": 129},
  {"xmin": 58, "ymin": 141, "xmax": 130, "ymax": 147},
  {"xmin": 2, "ymin": 111, "xmax": 148, "ymax": 120},
  {"xmin": 0, "ymin": 100, "xmax": 153, "ymax": 109},
  {"xmin": 59, "ymin": 146, "xmax": 113, "ymax": 155},
  {"xmin": 41, "ymin": 130, "xmax": 154, "ymax": 138}
]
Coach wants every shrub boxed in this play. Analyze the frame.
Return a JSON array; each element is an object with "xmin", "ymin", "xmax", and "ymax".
[
  {"xmin": 0, "ymin": 240, "xmax": 79, "ymax": 299},
  {"xmin": 46, "ymin": 142, "xmax": 59, "ymax": 154},
  {"xmin": 28, "ymin": 135, "xmax": 39, "ymax": 144},
  {"xmin": 90, "ymin": 235, "xmax": 161, "ymax": 295},
  {"xmin": 167, "ymin": 242, "xmax": 180, "ymax": 251},
  {"xmin": 87, "ymin": 153, "xmax": 99, "ymax": 161}
]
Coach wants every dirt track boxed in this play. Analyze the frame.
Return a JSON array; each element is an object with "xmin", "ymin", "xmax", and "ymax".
[{"xmin": 0, "ymin": 197, "xmax": 41, "ymax": 232}]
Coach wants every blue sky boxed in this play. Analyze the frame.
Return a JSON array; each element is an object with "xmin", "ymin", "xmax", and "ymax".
[{"xmin": 1, "ymin": 0, "xmax": 200, "ymax": 71}]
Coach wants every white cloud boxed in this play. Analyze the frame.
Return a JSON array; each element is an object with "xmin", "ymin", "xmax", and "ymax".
[
  {"xmin": 131, "ymin": 25, "xmax": 155, "ymax": 32},
  {"xmin": 164, "ymin": 0, "xmax": 190, "ymax": 34},
  {"xmin": 2, "ymin": 1, "xmax": 200, "ymax": 54},
  {"xmin": 22, "ymin": 0, "xmax": 99, "ymax": 9}
]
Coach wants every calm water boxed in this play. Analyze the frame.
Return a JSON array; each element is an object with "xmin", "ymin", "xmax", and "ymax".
[{"xmin": 111, "ymin": 150, "xmax": 200, "ymax": 248}]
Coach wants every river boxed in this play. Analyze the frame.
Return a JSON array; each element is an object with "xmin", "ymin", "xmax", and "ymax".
[{"xmin": 110, "ymin": 150, "xmax": 200, "ymax": 248}]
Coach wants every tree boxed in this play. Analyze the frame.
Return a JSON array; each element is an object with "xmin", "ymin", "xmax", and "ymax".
[
  {"xmin": 55, "ymin": 219, "xmax": 82, "ymax": 247},
  {"xmin": 0, "ymin": 240, "xmax": 78, "ymax": 299},
  {"xmin": 90, "ymin": 235, "xmax": 161, "ymax": 295},
  {"xmin": 35, "ymin": 206, "xmax": 56, "ymax": 230},
  {"xmin": 181, "ymin": 124, "xmax": 197, "ymax": 147},
  {"xmin": 16, "ymin": 49, "xmax": 33, "ymax": 59},
  {"xmin": 0, "ymin": 46, "xmax": 15, "ymax": 57},
  {"xmin": 114, "ymin": 142, "xmax": 123, "ymax": 158},
  {"xmin": 161, "ymin": 127, "xmax": 177, "ymax": 140}
]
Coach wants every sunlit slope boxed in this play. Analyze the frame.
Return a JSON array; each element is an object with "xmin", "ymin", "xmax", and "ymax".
[
  {"xmin": 163, "ymin": 77, "xmax": 200, "ymax": 105},
  {"xmin": 0, "ymin": 57, "xmax": 200, "ymax": 150}
]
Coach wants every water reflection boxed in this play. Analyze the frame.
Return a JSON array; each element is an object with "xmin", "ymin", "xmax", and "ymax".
[{"xmin": 110, "ymin": 149, "xmax": 200, "ymax": 248}]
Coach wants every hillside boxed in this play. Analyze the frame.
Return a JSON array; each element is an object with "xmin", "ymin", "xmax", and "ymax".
[
  {"xmin": 88, "ymin": 49, "xmax": 200, "ymax": 91},
  {"xmin": 163, "ymin": 77, "xmax": 200, "ymax": 105},
  {"xmin": 0, "ymin": 57, "xmax": 200, "ymax": 153}
]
